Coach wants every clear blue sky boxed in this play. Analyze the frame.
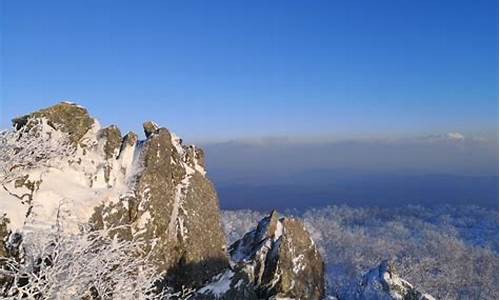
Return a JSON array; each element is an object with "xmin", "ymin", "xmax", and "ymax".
[{"xmin": 1, "ymin": 0, "xmax": 498, "ymax": 142}]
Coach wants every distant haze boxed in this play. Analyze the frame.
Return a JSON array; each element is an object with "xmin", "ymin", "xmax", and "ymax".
[{"xmin": 203, "ymin": 134, "xmax": 498, "ymax": 211}]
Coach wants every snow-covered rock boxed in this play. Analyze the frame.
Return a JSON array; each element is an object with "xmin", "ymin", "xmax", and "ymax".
[
  {"xmin": 0, "ymin": 102, "xmax": 228, "ymax": 289},
  {"xmin": 343, "ymin": 260, "xmax": 435, "ymax": 300},
  {"xmin": 2, "ymin": 102, "xmax": 435, "ymax": 299},
  {"xmin": 198, "ymin": 211, "xmax": 325, "ymax": 299}
]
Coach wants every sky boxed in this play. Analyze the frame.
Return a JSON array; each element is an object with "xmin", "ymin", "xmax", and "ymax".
[{"xmin": 1, "ymin": 0, "xmax": 498, "ymax": 143}]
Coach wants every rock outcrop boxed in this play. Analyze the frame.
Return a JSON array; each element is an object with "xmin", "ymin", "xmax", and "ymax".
[
  {"xmin": 0, "ymin": 102, "xmax": 228, "ymax": 289},
  {"xmin": 0, "ymin": 102, "xmax": 328, "ymax": 298},
  {"xmin": 12, "ymin": 101, "xmax": 94, "ymax": 146},
  {"xmin": 346, "ymin": 260, "xmax": 435, "ymax": 300},
  {"xmin": 0, "ymin": 102, "xmax": 438, "ymax": 300},
  {"xmin": 198, "ymin": 211, "xmax": 325, "ymax": 299}
]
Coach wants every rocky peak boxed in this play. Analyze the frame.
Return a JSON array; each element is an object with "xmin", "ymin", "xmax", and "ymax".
[
  {"xmin": 11, "ymin": 102, "xmax": 94, "ymax": 146},
  {"xmin": 143, "ymin": 121, "xmax": 160, "ymax": 138},
  {"xmin": 1, "ymin": 102, "xmax": 328, "ymax": 298},
  {"xmin": 353, "ymin": 260, "xmax": 435, "ymax": 300},
  {"xmin": 229, "ymin": 210, "xmax": 282, "ymax": 262},
  {"xmin": 98, "ymin": 125, "xmax": 122, "ymax": 160},
  {"xmin": 123, "ymin": 131, "xmax": 138, "ymax": 144},
  {"xmin": 1, "ymin": 102, "xmax": 228, "ymax": 291},
  {"xmin": 199, "ymin": 211, "xmax": 325, "ymax": 299},
  {"xmin": 183, "ymin": 145, "xmax": 206, "ymax": 175},
  {"xmin": 0, "ymin": 102, "xmax": 437, "ymax": 300}
]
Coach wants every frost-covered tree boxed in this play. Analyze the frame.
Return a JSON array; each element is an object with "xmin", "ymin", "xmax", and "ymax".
[
  {"xmin": 0, "ymin": 227, "xmax": 165, "ymax": 300},
  {"xmin": 221, "ymin": 210, "xmax": 264, "ymax": 245},
  {"xmin": 0, "ymin": 118, "xmax": 73, "ymax": 185},
  {"xmin": 222, "ymin": 205, "xmax": 499, "ymax": 299}
]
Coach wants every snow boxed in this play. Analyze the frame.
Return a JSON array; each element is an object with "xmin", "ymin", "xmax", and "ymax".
[
  {"xmin": 2, "ymin": 227, "xmax": 162, "ymax": 299},
  {"xmin": 292, "ymin": 254, "xmax": 305, "ymax": 274},
  {"xmin": 194, "ymin": 161, "xmax": 206, "ymax": 175},
  {"xmin": 190, "ymin": 145, "xmax": 207, "ymax": 176},
  {"xmin": 167, "ymin": 159, "xmax": 193, "ymax": 241},
  {"xmin": 224, "ymin": 206, "xmax": 488, "ymax": 299},
  {"xmin": 274, "ymin": 219, "xmax": 283, "ymax": 241},
  {"xmin": 1, "ymin": 111, "xmax": 210, "ymax": 252},
  {"xmin": 170, "ymin": 133, "xmax": 206, "ymax": 176},
  {"xmin": 0, "ymin": 117, "xmax": 138, "ymax": 235},
  {"xmin": 198, "ymin": 270, "xmax": 234, "ymax": 297},
  {"xmin": 61, "ymin": 100, "xmax": 85, "ymax": 109},
  {"xmin": 118, "ymin": 141, "xmax": 136, "ymax": 176},
  {"xmin": 0, "ymin": 200, "xmax": 26, "ymax": 232},
  {"xmin": 136, "ymin": 210, "xmax": 152, "ymax": 232},
  {"xmin": 170, "ymin": 132, "xmax": 184, "ymax": 156}
]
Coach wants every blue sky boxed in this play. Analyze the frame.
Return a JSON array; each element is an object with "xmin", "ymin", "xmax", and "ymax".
[{"xmin": 1, "ymin": 0, "xmax": 498, "ymax": 142}]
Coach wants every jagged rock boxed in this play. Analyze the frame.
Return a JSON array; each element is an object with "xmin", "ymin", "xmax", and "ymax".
[
  {"xmin": 0, "ymin": 102, "xmax": 228, "ymax": 291},
  {"xmin": 98, "ymin": 125, "xmax": 122, "ymax": 160},
  {"xmin": 97, "ymin": 125, "xmax": 122, "ymax": 184},
  {"xmin": 11, "ymin": 101, "xmax": 94, "ymax": 146},
  {"xmin": 198, "ymin": 211, "xmax": 325, "ymax": 299},
  {"xmin": 121, "ymin": 131, "xmax": 138, "ymax": 148},
  {"xmin": 183, "ymin": 145, "xmax": 207, "ymax": 175},
  {"xmin": 350, "ymin": 260, "xmax": 435, "ymax": 300},
  {"xmin": 125, "ymin": 126, "xmax": 229, "ymax": 288},
  {"xmin": 143, "ymin": 121, "xmax": 159, "ymax": 138}
]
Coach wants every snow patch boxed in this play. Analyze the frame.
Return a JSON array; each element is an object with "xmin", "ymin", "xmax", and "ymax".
[
  {"xmin": 170, "ymin": 132, "xmax": 184, "ymax": 156},
  {"xmin": 137, "ymin": 210, "xmax": 151, "ymax": 231},
  {"xmin": 292, "ymin": 254, "xmax": 305, "ymax": 274},
  {"xmin": 198, "ymin": 270, "xmax": 234, "ymax": 297},
  {"xmin": 274, "ymin": 219, "xmax": 283, "ymax": 241},
  {"xmin": 167, "ymin": 159, "xmax": 194, "ymax": 241},
  {"xmin": 0, "ymin": 118, "xmax": 134, "ymax": 235}
]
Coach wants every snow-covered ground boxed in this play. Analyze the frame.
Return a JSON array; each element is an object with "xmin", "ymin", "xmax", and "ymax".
[{"xmin": 222, "ymin": 204, "xmax": 499, "ymax": 299}]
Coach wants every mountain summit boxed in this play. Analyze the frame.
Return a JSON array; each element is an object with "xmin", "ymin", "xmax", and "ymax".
[
  {"xmin": 0, "ymin": 102, "xmax": 437, "ymax": 299},
  {"xmin": 0, "ymin": 102, "xmax": 326, "ymax": 299},
  {"xmin": 2, "ymin": 102, "xmax": 229, "ymax": 288}
]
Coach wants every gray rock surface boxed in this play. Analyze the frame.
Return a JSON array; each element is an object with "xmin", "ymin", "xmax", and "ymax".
[
  {"xmin": 344, "ymin": 260, "xmax": 435, "ymax": 300},
  {"xmin": 12, "ymin": 102, "xmax": 94, "ymax": 146},
  {"xmin": 1, "ymin": 102, "xmax": 229, "ymax": 290},
  {"xmin": 198, "ymin": 211, "xmax": 325, "ymax": 299}
]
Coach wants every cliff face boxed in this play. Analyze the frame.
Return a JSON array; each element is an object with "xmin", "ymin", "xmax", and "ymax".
[
  {"xmin": 198, "ymin": 211, "xmax": 325, "ymax": 299},
  {"xmin": 0, "ymin": 102, "xmax": 228, "ymax": 288}
]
